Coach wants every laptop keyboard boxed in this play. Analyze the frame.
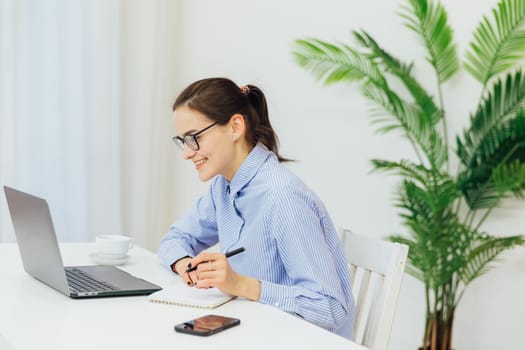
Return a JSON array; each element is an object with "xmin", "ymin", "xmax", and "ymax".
[{"xmin": 65, "ymin": 268, "xmax": 118, "ymax": 293}]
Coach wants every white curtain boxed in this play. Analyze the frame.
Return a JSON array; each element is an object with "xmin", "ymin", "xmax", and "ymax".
[{"xmin": 0, "ymin": 0, "xmax": 179, "ymax": 251}]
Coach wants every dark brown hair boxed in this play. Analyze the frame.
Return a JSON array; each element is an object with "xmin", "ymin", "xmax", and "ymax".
[{"xmin": 173, "ymin": 77, "xmax": 290, "ymax": 162}]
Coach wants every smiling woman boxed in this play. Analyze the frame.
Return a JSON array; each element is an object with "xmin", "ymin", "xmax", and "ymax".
[{"xmin": 158, "ymin": 77, "xmax": 357, "ymax": 340}]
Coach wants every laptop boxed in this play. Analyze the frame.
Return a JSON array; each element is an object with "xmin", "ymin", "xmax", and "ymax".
[{"xmin": 3, "ymin": 185, "xmax": 162, "ymax": 298}]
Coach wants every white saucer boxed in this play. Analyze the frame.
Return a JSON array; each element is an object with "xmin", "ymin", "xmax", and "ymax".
[{"xmin": 89, "ymin": 252, "xmax": 130, "ymax": 266}]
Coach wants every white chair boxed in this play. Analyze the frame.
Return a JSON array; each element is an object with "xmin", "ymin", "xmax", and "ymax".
[{"xmin": 340, "ymin": 229, "xmax": 409, "ymax": 350}]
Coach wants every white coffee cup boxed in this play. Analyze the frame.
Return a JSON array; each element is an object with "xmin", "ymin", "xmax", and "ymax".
[{"xmin": 95, "ymin": 234, "xmax": 134, "ymax": 258}]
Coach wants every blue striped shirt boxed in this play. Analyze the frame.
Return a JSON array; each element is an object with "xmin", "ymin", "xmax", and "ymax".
[{"xmin": 158, "ymin": 144, "xmax": 355, "ymax": 339}]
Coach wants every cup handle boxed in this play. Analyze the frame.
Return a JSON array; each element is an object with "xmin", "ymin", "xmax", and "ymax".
[{"xmin": 129, "ymin": 239, "xmax": 134, "ymax": 250}]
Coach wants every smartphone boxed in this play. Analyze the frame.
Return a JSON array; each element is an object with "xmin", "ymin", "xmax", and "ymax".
[{"xmin": 174, "ymin": 314, "xmax": 240, "ymax": 336}]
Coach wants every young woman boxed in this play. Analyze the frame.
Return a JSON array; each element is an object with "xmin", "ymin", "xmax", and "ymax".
[{"xmin": 158, "ymin": 77, "xmax": 355, "ymax": 339}]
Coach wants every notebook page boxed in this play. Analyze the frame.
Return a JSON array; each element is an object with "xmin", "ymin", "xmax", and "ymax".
[{"xmin": 148, "ymin": 284, "xmax": 236, "ymax": 309}]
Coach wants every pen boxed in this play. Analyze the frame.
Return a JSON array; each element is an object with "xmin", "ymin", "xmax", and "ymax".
[{"xmin": 185, "ymin": 247, "xmax": 245, "ymax": 273}]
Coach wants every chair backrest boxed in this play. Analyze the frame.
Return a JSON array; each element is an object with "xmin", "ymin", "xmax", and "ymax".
[{"xmin": 341, "ymin": 229, "xmax": 409, "ymax": 350}]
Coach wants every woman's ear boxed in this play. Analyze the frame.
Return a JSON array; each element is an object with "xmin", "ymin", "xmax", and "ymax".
[{"xmin": 230, "ymin": 114, "xmax": 245, "ymax": 140}]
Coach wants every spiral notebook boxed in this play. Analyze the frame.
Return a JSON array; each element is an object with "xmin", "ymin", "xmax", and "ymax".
[{"xmin": 148, "ymin": 284, "xmax": 236, "ymax": 309}]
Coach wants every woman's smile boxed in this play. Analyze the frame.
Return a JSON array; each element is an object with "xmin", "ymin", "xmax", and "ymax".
[{"xmin": 194, "ymin": 158, "xmax": 207, "ymax": 170}]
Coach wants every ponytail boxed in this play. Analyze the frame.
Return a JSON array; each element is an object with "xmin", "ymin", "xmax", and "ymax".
[{"xmin": 244, "ymin": 85, "xmax": 290, "ymax": 162}]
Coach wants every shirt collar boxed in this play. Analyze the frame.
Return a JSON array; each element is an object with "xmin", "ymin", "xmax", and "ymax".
[{"xmin": 227, "ymin": 143, "xmax": 271, "ymax": 198}]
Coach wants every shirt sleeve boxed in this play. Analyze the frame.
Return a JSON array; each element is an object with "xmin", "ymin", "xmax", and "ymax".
[
  {"xmin": 258, "ymin": 188, "xmax": 352, "ymax": 333},
  {"xmin": 157, "ymin": 184, "xmax": 219, "ymax": 269}
]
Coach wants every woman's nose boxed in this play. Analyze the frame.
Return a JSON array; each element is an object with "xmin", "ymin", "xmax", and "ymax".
[{"xmin": 183, "ymin": 146, "xmax": 195, "ymax": 160}]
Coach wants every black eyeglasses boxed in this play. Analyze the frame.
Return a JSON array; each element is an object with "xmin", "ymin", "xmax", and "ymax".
[{"xmin": 172, "ymin": 122, "xmax": 217, "ymax": 151}]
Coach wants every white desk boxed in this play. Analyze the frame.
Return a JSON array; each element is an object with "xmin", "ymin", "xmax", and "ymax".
[{"xmin": 0, "ymin": 243, "xmax": 367, "ymax": 350}]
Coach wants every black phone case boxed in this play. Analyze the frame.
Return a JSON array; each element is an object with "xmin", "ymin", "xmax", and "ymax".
[{"xmin": 174, "ymin": 317, "xmax": 240, "ymax": 336}]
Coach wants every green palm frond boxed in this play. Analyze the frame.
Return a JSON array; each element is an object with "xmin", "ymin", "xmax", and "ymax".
[
  {"xmin": 353, "ymin": 30, "xmax": 413, "ymax": 76},
  {"xmin": 363, "ymin": 84, "xmax": 447, "ymax": 169},
  {"xmin": 457, "ymin": 71, "xmax": 525, "ymax": 168},
  {"xmin": 371, "ymin": 159, "xmax": 433, "ymax": 186},
  {"xmin": 353, "ymin": 29, "xmax": 442, "ymax": 127},
  {"xmin": 394, "ymin": 179, "xmax": 464, "ymax": 288},
  {"xmin": 396, "ymin": 175, "xmax": 460, "ymax": 227},
  {"xmin": 457, "ymin": 170, "xmax": 501, "ymax": 210},
  {"xmin": 400, "ymin": 0, "xmax": 459, "ymax": 83},
  {"xmin": 431, "ymin": 223, "xmax": 471, "ymax": 289},
  {"xmin": 464, "ymin": 0, "xmax": 525, "ymax": 85},
  {"xmin": 397, "ymin": 180, "xmax": 433, "ymax": 222},
  {"xmin": 423, "ymin": 128, "xmax": 448, "ymax": 171},
  {"xmin": 392, "ymin": 183, "xmax": 439, "ymax": 284},
  {"xmin": 493, "ymin": 160, "xmax": 525, "ymax": 198},
  {"xmin": 362, "ymin": 83, "xmax": 424, "ymax": 133},
  {"xmin": 291, "ymin": 38, "xmax": 386, "ymax": 87},
  {"xmin": 371, "ymin": 159, "xmax": 462, "ymax": 207},
  {"xmin": 457, "ymin": 109, "xmax": 525, "ymax": 209},
  {"xmin": 467, "ymin": 111, "xmax": 525, "ymax": 170},
  {"xmin": 459, "ymin": 234, "xmax": 525, "ymax": 287}
]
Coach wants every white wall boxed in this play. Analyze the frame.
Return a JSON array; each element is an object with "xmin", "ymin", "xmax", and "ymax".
[{"xmin": 165, "ymin": 1, "xmax": 525, "ymax": 349}]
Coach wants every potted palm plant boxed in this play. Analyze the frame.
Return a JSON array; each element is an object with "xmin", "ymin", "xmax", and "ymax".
[{"xmin": 292, "ymin": 0, "xmax": 525, "ymax": 349}]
